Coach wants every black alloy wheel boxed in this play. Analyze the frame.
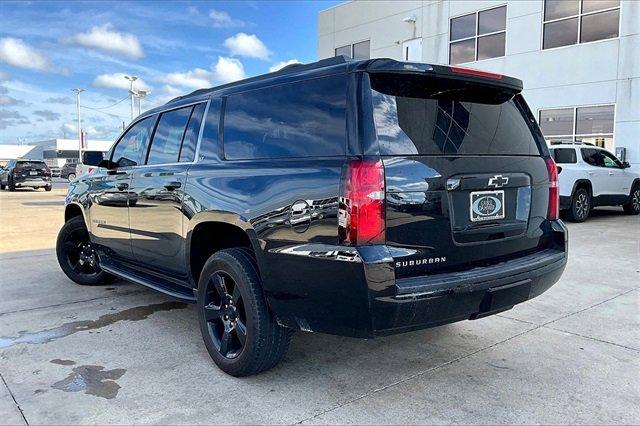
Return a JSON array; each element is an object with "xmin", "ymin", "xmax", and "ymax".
[
  {"xmin": 567, "ymin": 188, "xmax": 590, "ymax": 222},
  {"xmin": 202, "ymin": 271, "xmax": 248, "ymax": 359},
  {"xmin": 197, "ymin": 248, "xmax": 291, "ymax": 376},
  {"xmin": 623, "ymin": 187, "xmax": 640, "ymax": 215},
  {"xmin": 56, "ymin": 216, "xmax": 114, "ymax": 286}
]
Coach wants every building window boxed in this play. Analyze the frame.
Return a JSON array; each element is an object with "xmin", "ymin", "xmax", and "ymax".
[
  {"xmin": 538, "ymin": 104, "xmax": 615, "ymax": 149},
  {"xmin": 449, "ymin": 5, "xmax": 506, "ymax": 64},
  {"xmin": 542, "ymin": 0, "xmax": 620, "ymax": 50},
  {"xmin": 335, "ymin": 40, "xmax": 370, "ymax": 60}
]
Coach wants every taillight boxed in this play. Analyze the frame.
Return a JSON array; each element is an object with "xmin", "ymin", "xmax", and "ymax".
[
  {"xmin": 13, "ymin": 167, "xmax": 23, "ymax": 174},
  {"xmin": 450, "ymin": 65, "xmax": 503, "ymax": 80},
  {"xmin": 545, "ymin": 157, "xmax": 559, "ymax": 220},
  {"xmin": 340, "ymin": 159, "xmax": 385, "ymax": 245}
]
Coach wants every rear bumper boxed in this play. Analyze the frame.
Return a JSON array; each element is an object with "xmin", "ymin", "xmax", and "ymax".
[
  {"xmin": 370, "ymin": 247, "xmax": 566, "ymax": 336},
  {"xmin": 14, "ymin": 177, "xmax": 51, "ymax": 187},
  {"xmin": 263, "ymin": 221, "xmax": 567, "ymax": 338}
]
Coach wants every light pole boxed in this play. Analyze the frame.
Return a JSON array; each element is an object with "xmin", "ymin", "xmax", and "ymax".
[
  {"xmin": 72, "ymin": 88, "xmax": 85, "ymax": 161},
  {"xmin": 136, "ymin": 89, "xmax": 150, "ymax": 115},
  {"xmin": 123, "ymin": 75, "xmax": 138, "ymax": 121}
]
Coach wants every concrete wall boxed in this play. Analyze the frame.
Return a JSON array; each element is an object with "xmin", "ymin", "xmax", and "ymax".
[{"xmin": 319, "ymin": 0, "xmax": 640, "ymax": 168}]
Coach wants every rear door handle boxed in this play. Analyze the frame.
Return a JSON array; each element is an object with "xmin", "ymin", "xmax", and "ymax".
[
  {"xmin": 116, "ymin": 183, "xmax": 129, "ymax": 191},
  {"xmin": 587, "ymin": 171, "xmax": 594, "ymax": 175},
  {"xmin": 164, "ymin": 181, "xmax": 182, "ymax": 191},
  {"xmin": 608, "ymin": 172, "xmax": 614, "ymax": 175}
]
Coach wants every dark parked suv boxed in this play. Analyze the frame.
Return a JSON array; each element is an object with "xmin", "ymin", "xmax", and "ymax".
[
  {"xmin": 1, "ymin": 159, "xmax": 51, "ymax": 191},
  {"xmin": 56, "ymin": 57, "xmax": 567, "ymax": 376}
]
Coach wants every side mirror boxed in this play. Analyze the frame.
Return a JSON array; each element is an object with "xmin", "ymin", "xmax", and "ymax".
[
  {"xmin": 82, "ymin": 151, "xmax": 104, "ymax": 167},
  {"xmin": 557, "ymin": 166, "xmax": 562, "ymax": 174},
  {"xmin": 622, "ymin": 161, "xmax": 631, "ymax": 169}
]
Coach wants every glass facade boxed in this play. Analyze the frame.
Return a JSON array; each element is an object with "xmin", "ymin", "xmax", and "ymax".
[
  {"xmin": 539, "ymin": 105, "xmax": 615, "ymax": 150},
  {"xmin": 543, "ymin": 0, "xmax": 620, "ymax": 49},
  {"xmin": 449, "ymin": 5, "xmax": 506, "ymax": 64}
]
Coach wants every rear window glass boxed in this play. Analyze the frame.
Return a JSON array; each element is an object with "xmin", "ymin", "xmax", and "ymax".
[
  {"xmin": 17, "ymin": 161, "xmax": 47, "ymax": 168},
  {"xmin": 370, "ymin": 74, "xmax": 541, "ymax": 156},
  {"xmin": 147, "ymin": 106, "xmax": 193, "ymax": 165},
  {"xmin": 552, "ymin": 148, "xmax": 577, "ymax": 164},
  {"xmin": 223, "ymin": 75, "xmax": 347, "ymax": 160}
]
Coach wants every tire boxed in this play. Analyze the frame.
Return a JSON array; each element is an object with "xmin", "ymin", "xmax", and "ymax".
[
  {"xmin": 623, "ymin": 186, "xmax": 640, "ymax": 215},
  {"xmin": 56, "ymin": 216, "xmax": 115, "ymax": 286},
  {"xmin": 45, "ymin": 185, "xmax": 52, "ymax": 192},
  {"xmin": 197, "ymin": 248, "xmax": 291, "ymax": 377},
  {"xmin": 0, "ymin": 181, "xmax": 5, "ymax": 190},
  {"xmin": 566, "ymin": 187, "xmax": 590, "ymax": 222},
  {"xmin": 68, "ymin": 173, "xmax": 76, "ymax": 182},
  {"xmin": 8, "ymin": 176, "xmax": 15, "ymax": 192}
]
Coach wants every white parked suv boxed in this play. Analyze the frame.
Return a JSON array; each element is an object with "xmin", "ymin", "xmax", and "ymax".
[{"xmin": 549, "ymin": 142, "xmax": 640, "ymax": 222}]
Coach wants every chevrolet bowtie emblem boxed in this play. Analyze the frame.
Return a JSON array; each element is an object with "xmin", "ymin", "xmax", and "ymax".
[{"xmin": 488, "ymin": 175, "xmax": 509, "ymax": 188}]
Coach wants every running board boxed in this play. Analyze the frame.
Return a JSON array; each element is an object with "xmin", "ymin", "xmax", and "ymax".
[{"xmin": 101, "ymin": 262, "xmax": 197, "ymax": 303}]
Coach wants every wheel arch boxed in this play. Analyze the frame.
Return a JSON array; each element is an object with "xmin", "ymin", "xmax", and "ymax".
[
  {"xmin": 186, "ymin": 212, "xmax": 265, "ymax": 288},
  {"xmin": 64, "ymin": 202, "xmax": 87, "ymax": 224},
  {"xmin": 571, "ymin": 179, "xmax": 592, "ymax": 197}
]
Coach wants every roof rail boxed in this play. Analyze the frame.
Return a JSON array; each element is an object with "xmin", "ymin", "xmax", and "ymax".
[
  {"xmin": 167, "ymin": 56, "xmax": 350, "ymax": 104},
  {"xmin": 549, "ymin": 141, "xmax": 595, "ymax": 146}
]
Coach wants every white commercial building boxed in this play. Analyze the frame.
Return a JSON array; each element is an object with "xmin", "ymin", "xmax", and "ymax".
[{"xmin": 319, "ymin": 0, "xmax": 639, "ymax": 167}]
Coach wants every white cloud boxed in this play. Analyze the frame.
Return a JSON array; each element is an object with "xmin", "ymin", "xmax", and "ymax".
[
  {"xmin": 209, "ymin": 9, "xmax": 246, "ymax": 28},
  {"xmin": 213, "ymin": 56, "xmax": 245, "ymax": 83},
  {"xmin": 224, "ymin": 33, "xmax": 271, "ymax": 60},
  {"xmin": 92, "ymin": 73, "xmax": 151, "ymax": 91},
  {"xmin": 164, "ymin": 68, "xmax": 212, "ymax": 90},
  {"xmin": 0, "ymin": 71, "xmax": 10, "ymax": 81},
  {"xmin": 65, "ymin": 24, "xmax": 144, "ymax": 59},
  {"xmin": 161, "ymin": 57, "xmax": 245, "ymax": 91},
  {"xmin": 269, "ymin": 59, "xmax": 301, "ymax": 73},
  {"xmin": 0, "ymin": 38, "xmax": 53, "ymax": 72}
]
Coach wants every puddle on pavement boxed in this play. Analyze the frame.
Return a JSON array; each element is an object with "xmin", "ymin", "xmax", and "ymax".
[
  {"xmin": 50, "ymin": 358, "xmax": 76, "ymax": 366},
  {"xmin": 0, "ymin": 301, "xmax": 186, "ymax": 349},
  {"xmin": 52, "ymin": 365, "xmax": 126, "ymax": 399}
]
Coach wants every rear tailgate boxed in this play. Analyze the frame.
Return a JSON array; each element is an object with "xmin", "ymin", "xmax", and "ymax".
[
  {"xmin": 16, "ymin": 161, "xmax": 50, "ymax": 178},
  {"xmin": 368, "ymin": 72, "xmax": 553, "ymax": 279}
]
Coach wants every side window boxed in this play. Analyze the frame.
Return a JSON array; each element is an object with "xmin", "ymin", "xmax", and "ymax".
[
  {"xmin": 552, "ymin": 148, "xmax": 577, "ymax": 164},
  {"xmin": 111, "ymin": 116, "xmax": 155, "ymax": 167},
  {"xmin": 179, "ymin": 103, "xmax": 206, "ymax": 163},
  {"xmin": 223, "ymin": 75, "xmax": 347, "ymax": 160},
  {"xmin": 146, "ymin": 106, "xmax": 193, "ymax": 165},
  {"xmin": 198, "ymin": 98, "xmax": 222, "ymax": 161},
  {"xmin": 600, "ymin": 150, "xmax": 622, "ymax": 168},
  {"xmin": 581, "ymin": 148, "xmax": 603, "ymax": 167}
]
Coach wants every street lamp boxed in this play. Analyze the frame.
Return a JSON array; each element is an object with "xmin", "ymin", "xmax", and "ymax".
[
  {"xmin": 72, "ymin": 88, "xmax": 85, "ymax": 161},
  {"xmin": 123, "ymin": 75, "xmax": 138, "ymax": 121},
  {"xmin": 136, "ymin": 89, "xmax": 150, "ymax": 115}
]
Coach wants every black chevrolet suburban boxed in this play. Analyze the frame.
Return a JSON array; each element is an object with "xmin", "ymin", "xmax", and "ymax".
[{"xmin": 57, "ymin": 57, "xmax": 567, "ymax": 376}]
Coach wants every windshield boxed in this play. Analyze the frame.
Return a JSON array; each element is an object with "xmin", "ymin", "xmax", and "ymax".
[{"xmin": 370, "ymin": 73, "xmax": 542, "ymax": 156}]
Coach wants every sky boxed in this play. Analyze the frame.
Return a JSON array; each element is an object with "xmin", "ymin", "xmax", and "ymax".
[{"xmin": 0, "ymin": 0, "xmax": 340, "ymax": 144}]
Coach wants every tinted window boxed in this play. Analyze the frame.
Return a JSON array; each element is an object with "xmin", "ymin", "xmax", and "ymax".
[
  {"xmin": 544, "ymin": 0, "xmax": 579, "ymax": 20},
  {"xmin": 581, "ymin": 148, "xmax": 603, "ymax": 167},
  {"xmin": 552, "ymin": 148, "xmax": 577, "ymax": 164},
  {"xmin": 147, "ymin": 106, "xmax": 193, "ymax": 165},
  {"xmin": 450, "ymin": 39, "xmax": 475, "ymax": 64},
  {"xmin": 371, "ymin": 74, "xmax": 541, "ymax": 156},
  {"xmin": 600, "ymin": 150, "xmax": 621, "ymax": 168},
  {"xmin": 352, "ymin": 40, "xmax": 370, "ymax": 59},
  {"xmin": 17, "ymin": 161, "xmax": 47, "ymax": 168},
  {"xmin": 199, "ymin": 98, "xmax": 222, "ymax": 161},
  {"xmin": 111, "ymin": 116, "xmax": 155, "ymax": 167},
  {"xmin": 477, "ymin": 33, "xmax": 505, "ymax": 60},
  {"xmin": 223, "ymin": 75, "xmax": 347, "ymax": 160},
  {"xmin": 450, "ymin": 13, "xmax": 475, "ymax": 41},
  {"xmin": 478, "ymin": 6, "xmax": 506, "ymax": 34},
  {"xmin": 580, "ymin": 10, "xmax": 619, "ymax": 43},
  {"xmin": 576, "ymin": 105, "xmax": 614, "ymax": 134},
  {"xmin": 179, "ymin": 103, "xmax": 206, "ymax": 162},
  {"xmin": 539, "ymin": 108, "xmax": 574, "ymax": 136},
  {"xmin": 335, "ymin": 45, "xmax": 351, "ymax": 58},
  {"xmin": 543, "ymin": 17, "xmax": 578, "ymax": 49}
]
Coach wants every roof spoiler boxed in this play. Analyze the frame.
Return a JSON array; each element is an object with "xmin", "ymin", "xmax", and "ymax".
[{"xmin": 354, "ymin": 58, "xmax": 523, "ymax": 93}]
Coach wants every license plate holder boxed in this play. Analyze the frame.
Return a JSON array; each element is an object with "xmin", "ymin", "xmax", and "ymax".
[{"xmin": 469, "ymin": 190, "xmax": 505, "ymax": 222}]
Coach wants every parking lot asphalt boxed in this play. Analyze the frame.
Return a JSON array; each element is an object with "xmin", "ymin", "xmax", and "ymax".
[{"xmin": 0, "ymin": 187, "xmax": 638, "ymax": 424}]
